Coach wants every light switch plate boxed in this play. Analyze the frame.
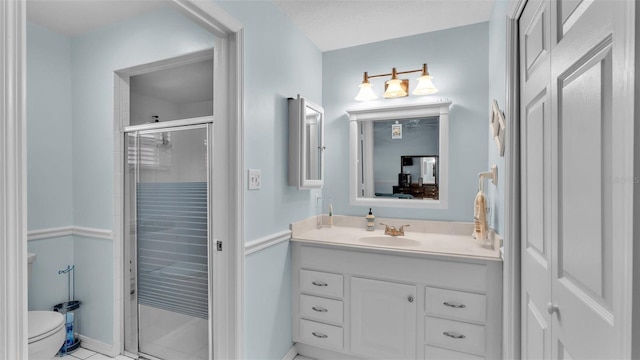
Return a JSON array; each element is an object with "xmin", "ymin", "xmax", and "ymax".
[{"xmin": 248, "ymin": 169, "xmax": 261, "ymax": 190}]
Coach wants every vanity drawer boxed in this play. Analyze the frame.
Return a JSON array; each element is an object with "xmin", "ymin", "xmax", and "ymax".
[
  {"xmin": 425, "ymin": 317, "xmax": 486, "ymax": 355},
  {"xmin": 425, "ymin": 345, "xmax": 484, "ymax": 360},
  {"xmin": 299, "ymin": 319, "xmax": 343, "ymax": 350},
  {"xmin": 425, "ymin": 287, "xmax": 487, "ymax": 323},
  {"xmin": 300, "ymin": 269, "xmax": 344, "ymax": 298},
  {"xmin": 300, "ymin": 294, "xmax": 343, "ymax": 324}
]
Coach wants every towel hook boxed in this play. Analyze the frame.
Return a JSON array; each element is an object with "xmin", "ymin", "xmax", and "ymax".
[{"xmin": 478, "ymin": 165, "xmax": 498, "ymax": 191}]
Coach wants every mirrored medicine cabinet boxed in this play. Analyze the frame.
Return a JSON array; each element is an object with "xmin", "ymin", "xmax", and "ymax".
[
  {"xmin": 346, "ymin": 99, "xmax": 452, "ymax": 209},
  {"xmin": 289, "ymin": 95, "xmax": 325, "ymax": 189}
]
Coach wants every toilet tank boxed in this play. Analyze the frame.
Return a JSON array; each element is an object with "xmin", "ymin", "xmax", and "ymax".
[{"xmin": 27, "ymin": 253, "xmax": 37, "ymax": 282}]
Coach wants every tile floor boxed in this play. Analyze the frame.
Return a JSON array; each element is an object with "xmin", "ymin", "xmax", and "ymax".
[
  {"xmin": 68, "ymin": 347, "xmax": 315, "ymax": 360},
  {"xmin": 67, "ymin": 347, "xmax": 132, "ymax": 360}
]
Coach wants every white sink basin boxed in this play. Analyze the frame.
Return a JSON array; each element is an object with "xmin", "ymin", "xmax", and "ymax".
[{"xmin": 358, "ymin": 236, "xmax": 421, "ymax": 247}]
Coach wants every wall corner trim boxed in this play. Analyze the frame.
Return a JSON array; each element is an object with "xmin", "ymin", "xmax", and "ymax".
[
  {"xmin": 245, "ymin": 230, "xmax": 292, "ymax": 256},
  {"xmin": 281, "ymin": 345, "xmax": 298, "ymax": 360},
  {"xmin": 78, "ymin": 335, "xmax": 116, "ymax": 357}
]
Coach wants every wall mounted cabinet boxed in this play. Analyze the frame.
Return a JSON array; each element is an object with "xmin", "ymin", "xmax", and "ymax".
[{"xmin": 289, "ymin": 95, "xmax": 324, "ymax": 189}]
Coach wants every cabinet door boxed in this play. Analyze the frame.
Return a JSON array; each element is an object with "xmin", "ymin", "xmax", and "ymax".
[{"xmin": 350, "ymin": 277, "xmax": 416, "ymax": 359}]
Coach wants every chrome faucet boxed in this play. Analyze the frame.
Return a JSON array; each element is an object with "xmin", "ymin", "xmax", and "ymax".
[{"xmin": 379, "ymin": 223, "xmax": 410, "ymax": 236}]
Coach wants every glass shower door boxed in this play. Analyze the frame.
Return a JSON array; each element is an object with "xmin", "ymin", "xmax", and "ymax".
[{"xmin": 126, "ymin": 124, "xmax": 210, "ymax": 360}]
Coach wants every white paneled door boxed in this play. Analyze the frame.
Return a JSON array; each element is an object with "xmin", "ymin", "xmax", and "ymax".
[{"xmin": 520, "ymin": 0, "xmax": 631, "ymax": 358}]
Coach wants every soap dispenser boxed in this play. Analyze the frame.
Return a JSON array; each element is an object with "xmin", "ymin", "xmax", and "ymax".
[{"xmin": 366, "ymin": 208, "xmax": 375, "ymax": 231}]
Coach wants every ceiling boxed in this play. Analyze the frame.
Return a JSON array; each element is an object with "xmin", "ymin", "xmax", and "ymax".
[
  {"xmin": 26, "ymin": 0, "xmax": 169, "ymax": 37},
  {"xmin": 130, "ymin": 59, "xmax": 214, "ymax": 104},
  {"xmin": 27, "ymin": 0, "xmax": 495, "ymax": 52},
  {"xmin": 272, "ymin": 0, "xmax": 495, "ymax": 51}
]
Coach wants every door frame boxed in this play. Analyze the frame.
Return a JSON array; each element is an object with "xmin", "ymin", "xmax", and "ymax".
[
  {"xmin": 0, "ymin": 0, "xmax": 28, "ymax": 358},
  {"xmin": 0, "ymin": 0, "xmax": 245, "ymax": 358},
  {"xmin": 503, "ymin": 1, "xmax": 526, "ymax": 358},
  {"xmin": 112, "ymin": 2, "xmax": 245, "ymax": 358}
]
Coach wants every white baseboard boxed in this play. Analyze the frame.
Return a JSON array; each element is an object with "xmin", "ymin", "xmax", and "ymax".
[
  {"xmin": 78, "ymin": 334, "xmax": 116, "ymax": 357},
  {"xmin": 282, "ymin": 345, "xmax": 298, "ymax": 360}
]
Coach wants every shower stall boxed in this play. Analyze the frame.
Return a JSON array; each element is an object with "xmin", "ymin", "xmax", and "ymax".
[{"xmin": 124, "ymin": 123, "xmax": 212, "ymax": 360}]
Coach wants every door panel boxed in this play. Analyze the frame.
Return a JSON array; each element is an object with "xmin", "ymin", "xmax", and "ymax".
[
  {"xmin": 520, "ymin": 1, "xmax": 552, "ymax": 359},
  {"xmin": 525, "ymin": 296, "xmax": 548, "ymax": 360},
  {"xmin": 127, "ymin": 125, "xmax": 211, "ymax": 360},
  {"xmin": 558, "ymin": 44, "xmax": 613, "ymax": 307},
  {"xmin": 551, "ymin": 2, "xmax": 617, "ymax": 355},
  {"xmin": 350, "ymin": 277, "xmax": 416, "ymax": 359}
]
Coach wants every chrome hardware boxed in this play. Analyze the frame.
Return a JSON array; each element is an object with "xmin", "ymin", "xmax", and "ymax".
[
  {"xmin": 312, "ymin": 281, "xmax": 328, "ymax": 287},
  {"xmin": 443, "ymin": 301, "xmax": 466, "ymax": 309},
  {"xmin": 312, "ymin": 306, "xmax": 328, "ymax": 313},
  {"xmin": 379, "ymin": 223, "xmax": 411, "ymax": 236},
  {"xmin": 312, "ymin": 332, "xmax": 328, "ymax": 339},
  {"xmin": 408, "ymin": 295, "xmax": 414, "ymax": 303},
  {"xmin": 443, "ymin": 331, "xmax": 466, "ymax": 339},
  {"xmin": 546, "ymin": 302, "xmax": 559, "ymax": 315}
]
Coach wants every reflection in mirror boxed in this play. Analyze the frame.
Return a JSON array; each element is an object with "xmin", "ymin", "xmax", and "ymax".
[
  {"xmin": 367, "ymin": 118, "xmax": 439, "ymax": 199},
  {"xmin": 289, "ymin": 95, "xmax": 324, "ymax": 189},
  {"xmin": 305, "ymin": 106, "xmax": 323, "ymax": 181},
  {"xmin": 347, "ymin": 99, "xmax": 451, "ymax": 209}
]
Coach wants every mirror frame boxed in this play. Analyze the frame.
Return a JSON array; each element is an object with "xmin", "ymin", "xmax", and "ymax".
[
  {"xmin": 346, "ymin": 99, "xmax": 452, "ymax": 209},
  {"xmin": 289, "ymin": 95, "xmax": 325, "ymax": 189}
]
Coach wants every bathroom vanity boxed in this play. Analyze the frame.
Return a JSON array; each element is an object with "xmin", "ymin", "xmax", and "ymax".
[{"xmin": 291, "ymin": 217, "xmax": 502, "ymax": 360}]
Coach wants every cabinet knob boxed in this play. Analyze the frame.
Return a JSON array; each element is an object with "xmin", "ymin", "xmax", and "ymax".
[
  {"xmin": 312, "ymin": 306, "xmax": 328, "ymax": 313},
  {"xmin": 312, "ymin": 332, "xmax": 328, "ymax": 339},
  {"xmin": 443, "ymin": 301, "xmax": 466, "ymax": 309},
  {"xmin": 546, "ymin": 302, "xmax": 559, "ymax": 315},
  {"xmin": 443, "ymin": 331, "xmax": 466, "ymax": 339},
  {"xmin": 312, "ymin": 281, "xmax": 328, "ymax": 287},
  {"xmin": 408, "ymin": 295, "xmax": 414, "ymax": 303}
]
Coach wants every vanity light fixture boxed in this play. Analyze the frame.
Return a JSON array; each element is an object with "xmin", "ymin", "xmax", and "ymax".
[{"xmin": 355, "ymin": 63, "xmax": 439, "ymax": 101}]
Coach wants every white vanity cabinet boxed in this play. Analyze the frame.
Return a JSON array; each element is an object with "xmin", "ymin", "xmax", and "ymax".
[{"xmin": 292, "ymin": 241, "xmax": 502, "ymax": 360}]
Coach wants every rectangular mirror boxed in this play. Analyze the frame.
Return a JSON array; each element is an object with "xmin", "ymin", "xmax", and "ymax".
[
  {"xmin": 289, "ymin": 95, "xmax": 324, "ymax": 189},
  {"xmin": 347, "ymin": 100, "xmax": 451, "ymax": 209}
]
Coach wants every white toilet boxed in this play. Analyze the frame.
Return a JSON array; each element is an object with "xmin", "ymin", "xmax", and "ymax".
[{"xmin": 28, "ymin": 253, "xmax": 66, "ymax": 360}]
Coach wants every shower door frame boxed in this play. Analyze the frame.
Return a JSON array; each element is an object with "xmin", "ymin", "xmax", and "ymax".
[{"xmin": 124, "ymin": 121, "xmax": 214, "ymax": 359}]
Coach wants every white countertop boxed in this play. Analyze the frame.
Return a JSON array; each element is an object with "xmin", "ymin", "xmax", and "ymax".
[{"xmin": 290, "ymin": 216, "xmax": 502, "ymax": 262}]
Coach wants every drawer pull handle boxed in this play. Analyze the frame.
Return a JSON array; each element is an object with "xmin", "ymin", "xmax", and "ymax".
[
  {"xmin": 443, "ymin": 301, "xmax": 466, "ymax": 309},
  {"xmin": 312, "ymin": 306, "xmax": 328, "ymax": 313},
  {"xmin": 312, "ymin": 332, "xmax": 328, "ymax": 339},
  {"xmin": 443, "ymin": 331, "xmax": 466, "ymax": 339},
  {"xmin": 312, "ymin": 281, "xmax": 328, "ymax": 287}
]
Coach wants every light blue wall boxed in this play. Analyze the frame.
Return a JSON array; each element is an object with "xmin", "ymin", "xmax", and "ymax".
[
  {"xmin": 27, "ymin": 236, "xmax": 74, "ymax": 311},
  {"xmin": 26, "ymin": 23, "xmax": 76, "ymax": 317},
  {"xmin": 323, "ymin": 23, "xmax": 490, "ymax": 221},
  {"xmin": 215, "ymin": 2, "xmax": 322, "ymax": 358},
  {"xmin": 487, "ymin": 0, "xmax": 510, "ymax": 236},
  {"xmin": 71, "ymin": 7, "xmax": 214, "ymax": 230},
  {"xmin": 217, "ymin": 1, "xmax": 323, "ymax": 242},
  {"xmin": 27, "ymin": 23, "xmax": 73, "ymax": 230},
  {"xmin": 244, "ymin": 242, "xmax": 292, "ymax": 360},
  {"xmin": 73, "ymin": 237, "xmax": 113, "ymax": 344}
]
